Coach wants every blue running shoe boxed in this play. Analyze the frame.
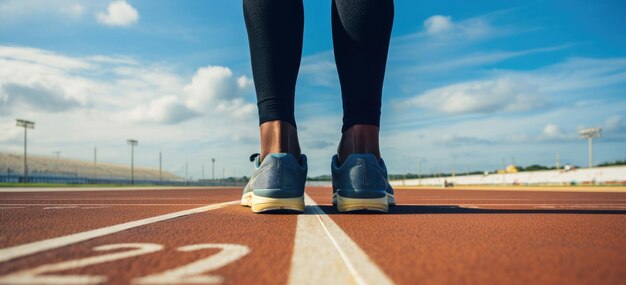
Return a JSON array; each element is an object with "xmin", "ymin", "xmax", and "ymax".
[
  {"xmin": 241, "ymin": 153, "xmax": 307, "ymax": 213},
  {"xmin": 331, "ymin": 154, "xmax": 395, "ymax": 212}
]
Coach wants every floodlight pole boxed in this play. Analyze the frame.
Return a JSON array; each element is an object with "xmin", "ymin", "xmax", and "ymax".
[
  {"xmin": 555, "ymin": 152, "xmax": 560, "ymax": 170},
  {"xmin": 212, "ymin": 158, "xmax": 215, "ymax": 181},
  {"xmin": 127, "ymin": 139, "xmax": 138, "ymax": 184},
  {"xmin": 452, "ymin": 155, "xmax": 456, "ymax": 177},
  {"xmin": 53, "ymin": 151, "xmax": 61, "ymax": 172},
  {"xmin": 16, "ymin": 119, "xmax": 35, "ymax": 183},
  {"xmin": 416, "ymin": 159, "xmax": 424, "ymax": 186},
  {"xmin": 578, "ymin": 128, "xmax": 602, "ymax": 168},
  {"xmin": 587, "ymin": 138, "xmax": 593, "ymax": 168},
  {"xmin": 159, "ymin": 151, "xmax": 162, "ymax": 184},
  {"xmin": 93, "ymin": 147, "xmax": 97, "ymax": 180}
]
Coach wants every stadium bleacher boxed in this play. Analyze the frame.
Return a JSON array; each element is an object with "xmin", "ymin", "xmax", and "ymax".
[{"xmin": 0, "ymin": 152, "xmax": 180, "ymax": 181}]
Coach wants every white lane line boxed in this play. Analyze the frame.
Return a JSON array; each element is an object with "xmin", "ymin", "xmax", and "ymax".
[
  {"xmin": 0, "ymin": 200, "xmax": 238, "ymax": 263},
  {"xmin": 43, "ymin": 206, "xmax": 79, "ymax": 210},
  {"xmin": 458, "ymin": 204, "xmax": 626, "ymax": 209},
  {"xmin": 0, "ymin": 186, "xmax": 239, "ymax": 193},
  {"xmin": 288, "ymin": 195, "xmax": 394, "ymax": 285},
  {"xmin": 1, "ymin": 198, "xmax": 203, "ymax": 200},
  {"xmin": 0, "ymin": 204, "xmax": 210, "ymax": 206},
  {"xmin": 42, "ymin": 206, "xmax": 110, "ymax": 210},
  {"xmin": 398, "ymin": 198, "xmax": 626, "ymax": 201},
  {"xmin": 78, "ymin": 206, "xmax": 110, "ymax": 209}
]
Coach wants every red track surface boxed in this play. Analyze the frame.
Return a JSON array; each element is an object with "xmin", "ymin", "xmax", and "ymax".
[{"xmin": 1, "ymin": 187, "xmax": 625, "ymax": 284}]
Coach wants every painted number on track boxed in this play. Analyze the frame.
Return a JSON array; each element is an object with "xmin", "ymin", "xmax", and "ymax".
[
  {"xmin": 133, "ymin": 244, "xmax": 250, "ymax": 284},
  {"xmin": 0, "ymin": 243, "xmax": 250, "ymax": 285}
]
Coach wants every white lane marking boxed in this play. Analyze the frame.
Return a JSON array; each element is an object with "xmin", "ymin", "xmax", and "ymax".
[
  {"xmin": 288, "ymin": 195, "xmax": 394, "ymax": 285},
  {"xmin": 394, "ymin": 198, "xmax": 626, "ymax": 202},
  {"xmin": 0, "ymin": 204, "xmax": 210, "ymax": 206},
  {"xmin": 1, "ymin": 198, "xmax": 204, "ymax": 200},
  {"xmin": 133, "ymin": 243, "xmax": 250, "ymax": 284},
  {"xmin": 455, "ymin": 203, "xmax": 626, "ymax": 208},
  {"xmin": 0, "ymin": 186, "xmax": 239, "ymax": 193},
  {"xmin": 78, "ymin": 206, "xmax": 110, "ymax": 209},
  {"xmin": 43, "ymin": 206, "xmax": 79, "ymax": 210},
  {"xmin": 42, "ymin": 205, "xmax": 109, "ymax": 210},
  {"xmin": 363, "ymin": 203, "xmax": 626, "ymax": 208},
  {"xmin": 0, "ymin": 200, "xmax": 238, "ymax": 263},
  {"xmin": 0, "ymin": 243, "xmax": 162, "ymax": 285}
]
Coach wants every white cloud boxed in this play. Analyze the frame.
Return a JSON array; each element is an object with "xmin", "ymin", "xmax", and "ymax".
[
  {"xmin": 0, "ymin": 45, "xmax": 263, "ymax": 178},
  {"xmin": 0, "ymin": 45, "xmax": 255, "ymax": 124},
  {"xmin": 0, "ymin": 82, "xmax": 83, "ymax": 114},
  {"xmin": 421, "ymin": 14, "xmax": 495, "ymax": 39},
  {"xmin": 424, "ymin": 15, "xmax": 453, "ymax": 34},
  {"xmin": 543, "ymin": 124, "xmax": 563, "ymax": 137},
  {"xmin": 299, "ymin": 51, "xmax": 339, "ymax": 88},
  {"xmin": 183, "ymin": 66, "xmax": 254, "ymax": 113},
  {"xmin": 441, "ymin": 134, "xmax": 494, "ymax": 147},
  {"xmin": 0, "ymin": 1, "xmax": 116, "ymax": 24},
  {"xmin": 0, "ymin": 121, "xmax": 21, "ymax": 144},
  {"xmin": 399, "ymin": 76, "xmax": 544, "ymax": 114},
  {"xmin": 397, "ymin": 57, "xmax": 626, "ymax": 115},
  {"xmin": 0, "ymin": 45, "xmax": 93, "ymax": 70},
  {"xmin": 96, "ymin": 0, "xmax": 139, "ymax": 27},
  {"xmin": 130, "ymin": 96, "xmax": 198, "ymax": 124},
  {"xmin": 408, "ymin": 44, "xmax": 572, "ymax": 73},
  {"xmin": 215, "ymin": 98, "xmax": 256, "ymax": 119},
  {"xmin": 538, "ymin": 123, "xmax": 578, "ymax": 142},
  {"xmin": 390, "ymin": 12, "xmax": 516, "ymax": 64},
  {"xmin": 60, "ymin": 4, "xmax": 84, "ymax": 18},
  {"xmin": 0, "ymin": 46, "xmax": 101, "ymax": 114},
  {"xmin": 127, "ymin": 66, "xmax": 255, "ymax": 124},
  {"xmin": 605, "ymin": 115, "xmax": 624, "ymax": 132},
  {"xmin": 237, "ymin": 76, "xmax": 253, "ymax": 90}
]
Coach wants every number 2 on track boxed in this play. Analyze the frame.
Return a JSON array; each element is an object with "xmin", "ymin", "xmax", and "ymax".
[
  {"xmin": 133, "ymin": 244, "xmax": 250, "ymax": 284},
  {"xmin": 0, "ymin": 243, "xmax": 250, "ymax": 285},
  {"xmin": 0, "ymin": 243, "xmax": 162, "ymax": 285}
]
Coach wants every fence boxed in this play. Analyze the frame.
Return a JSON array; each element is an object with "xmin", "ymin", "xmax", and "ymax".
[{"xmin": 0, "ymin": 173, "xmax": 246, "ymax": 187}]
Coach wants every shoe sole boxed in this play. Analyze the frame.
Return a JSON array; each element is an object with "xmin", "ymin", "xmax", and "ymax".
[
  {"xmin": 333, "ymin": 192, "xmax": 395, "ymax": 207},
  {"xmin": 241, "ymin": 192, "xmax": 252, "ymax": 207},
  {"xmin": 250, "ymin": 193, "xmax": 304, "ymax": 213},
  {"xmin": 336, "ymin": 194, "xmax": 388, "ymax": 213}
]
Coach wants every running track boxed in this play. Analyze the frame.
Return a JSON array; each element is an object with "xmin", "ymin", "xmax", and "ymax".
[{"xmin": 0, "ymin": 187, "xmax": 625, "ymax": 284}]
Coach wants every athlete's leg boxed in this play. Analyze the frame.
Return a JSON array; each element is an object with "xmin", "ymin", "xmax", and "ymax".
[
  {"xmin": 243, "ymin": 0, "xmax": 304, "ymax": 161},
  {"xmin": 332, "ymin": 0, "xmax": 394, "ymax": 163}
]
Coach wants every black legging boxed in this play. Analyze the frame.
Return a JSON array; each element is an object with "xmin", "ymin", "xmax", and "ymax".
[{"xmin": 243, "ymin": 0, "xmax": 394, "ymax": 132}]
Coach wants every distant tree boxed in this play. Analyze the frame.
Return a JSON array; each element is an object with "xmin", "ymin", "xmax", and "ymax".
[
  {"xmin": 521, "ymin": 164, "xmax": 550, "ymax": 171},
  {"xmin": 598, "ymin": 160, "xmax": 626, "ymax": 167}
]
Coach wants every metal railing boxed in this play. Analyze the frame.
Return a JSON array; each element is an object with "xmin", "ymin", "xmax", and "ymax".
[{"xmin": 0, "ymin": 173, "xmax": 246, "ymax": 187}]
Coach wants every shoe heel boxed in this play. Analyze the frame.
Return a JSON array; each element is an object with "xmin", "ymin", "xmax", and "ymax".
[
  {"xmin": 251, "ymin": 194, "xmax": 305, "ymax": 213},
  {"xmin": 336, "ymin": 195, "xmax": 388, "ymax": 213}
]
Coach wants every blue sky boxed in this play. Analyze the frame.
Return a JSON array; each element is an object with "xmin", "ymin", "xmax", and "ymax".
[{"xmin": 1, "ymin": 0, "xmax": 625, "ymax": 178}]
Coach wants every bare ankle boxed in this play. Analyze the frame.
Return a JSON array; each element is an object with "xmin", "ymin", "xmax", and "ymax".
[
  {"xmin": 337, "ymin": 124, "xmax": 380, "ymax": 164},
  {"xmin": 260, "ymin": 120, "xmax": 301, "ymax": 161}
]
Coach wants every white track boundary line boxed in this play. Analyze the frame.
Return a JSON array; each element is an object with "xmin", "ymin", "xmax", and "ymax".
[
  {"xmin": 0, "ymin": 204, "xmax": 211, "ymax": 206},
  {"xmin": 0, "ymin": 200, "xmax": 238, "ymax": 263},
  {"xmin": 288, "ymin": 195, "xmax": 394, "ymax": 285},
  {"xmin": 0, "ymin": 186, "xmax": 240, "ymax": 193}
]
